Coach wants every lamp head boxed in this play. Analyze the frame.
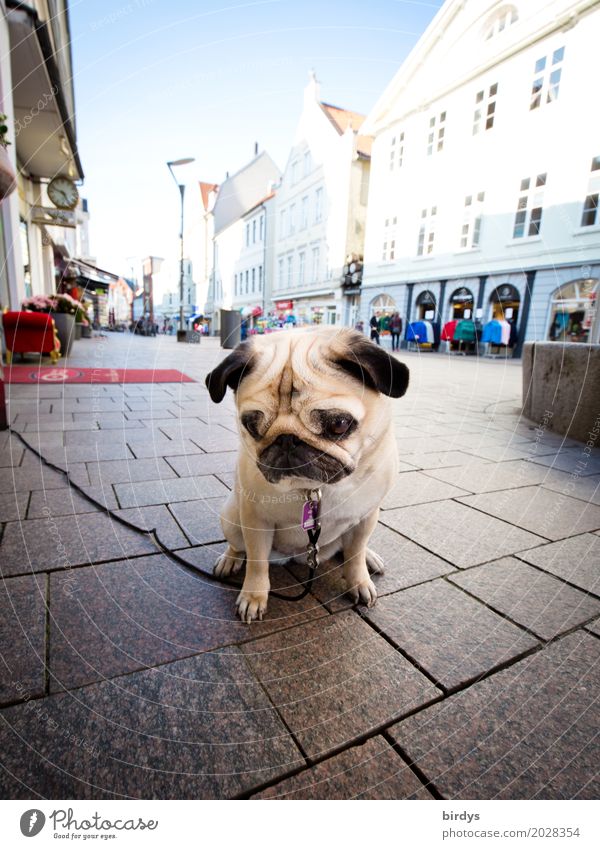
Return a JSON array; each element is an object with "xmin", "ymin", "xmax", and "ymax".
[{"xmin": 167, "ymin": 157, "xmax": 195, "ymax": 167}]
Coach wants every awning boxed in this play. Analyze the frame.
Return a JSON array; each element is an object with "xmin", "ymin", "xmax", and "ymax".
[
  {"xmin": 189, "ymin": 313, "xmax": 204, "ymax": 323},
  {"xmin": 271, "ymin": 288, "xmax": 335, "ymax": 301},
  {"xmin": 7, "ymin": 1, "xmax": 83, "ymax": 180},
  {"xmin": 67, "ymin": 259, "xmax": 120, "ymax": 290}
]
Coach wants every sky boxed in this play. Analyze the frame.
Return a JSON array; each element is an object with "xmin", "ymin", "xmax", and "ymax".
[{"xmin": 69, "ymin": 0, "xmax": 445, "ymax": 289}]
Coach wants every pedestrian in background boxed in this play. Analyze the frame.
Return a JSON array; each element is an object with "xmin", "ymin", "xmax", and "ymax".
[
  {"xmin": 369, "ymin": 314, "xmax": 380, "ymax": 345},
  {"xmin": 390, "ymin": 312, "xmax": 403, "ymax": 351},
  {"xmin": 355, "ymin": 319, "xmax": 364, "ymax": 334}
]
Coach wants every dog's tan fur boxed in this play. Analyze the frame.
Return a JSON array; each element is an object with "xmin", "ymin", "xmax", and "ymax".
[{"xmin": 205, "ymin": 327, "xmax": 408, "ymax": 622}]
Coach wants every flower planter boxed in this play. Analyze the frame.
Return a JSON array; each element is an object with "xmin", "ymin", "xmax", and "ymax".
[
  {"xmin": 81, "ymin": 325, "xmax": 92, "ymax": 338},
  {"xmin": 52, "ymin": 312, "xmax": 76, "ymax": 357},
  {"xmin": 0, "ymin": 146, "xmax": 17, "ymax": 200},
  {"xmin": 75, "ymin": 322, "xmax": 83, "ymax": 340}
]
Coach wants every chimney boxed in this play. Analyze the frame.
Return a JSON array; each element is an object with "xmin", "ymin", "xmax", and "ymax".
[
  {"xmin": 254, "ymin": 141, "xmax": 259, "ymax": 156},
  {"xmin": 225, "ymin": 171, "xmax": 229, "ymax": 179}
]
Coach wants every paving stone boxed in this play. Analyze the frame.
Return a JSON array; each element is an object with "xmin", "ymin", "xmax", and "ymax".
[
  {"xmin": 0, "ymin": 512, "xmax": 156, "ymax": 577},
  {"xmin": 126, "ymin": 437, "xmax": 205, "ymax": 458},
  {"xmin": 389, "ymin": 631, "xmax": 600, "ymax": 799},
  {"xmin": 458, "ymin": 486, "xmax": 600, "ymax": 541},
  {"xmin": 396, "ymin": 450, "xmax": 476, "ymax": 470},
  {"xmin": 425, "ymin": 459, "xmax": 571, "ymax": 494},
  {"xmin": 380, "ymin": 500, "xmax": 545, "ymax": 568},
  {"xmin": 541, "ymin": 473, "xmax": 600, "ymax": 506},
  {"xmin": 0, "ymin": 464, "xmax": 78, "ymax": 494},
  {"xmin": 20, "ymin": 431, "xmax": 66, "ymax": 450},
  {"xmin": 0, "ymin": 574, "xmax": 47, "ymax": 705},
  {"xmin": 0, "ymin": 491, "xmax": 30, "ymax": 522},
  {"xmin": 241, "ymin": 612, "xmax": 441, "ymax": 759},
  {"xmin": 114, "ymin": 475, "xmax": 228, "ymax": 508},
  {"xmin": 364, "ymin": 579, "xmax": 537, "ymax": 690},
  {"xmin": 114, "ymin": 505, "xmax": 192, "ymax": 548},
  {"xmin": 450, "ymin": 557, "xmax": 600, "ymax": 641},
  {"xmin": 165, "ymin": 451, "xmax": 238, "ymax": 477},
  {"xmin": 516, "ymin": 534, "xmax": 600, "ymax": 595},
  {"xmin": 288, "ymin": 523, "xmax": 456, "ymax": 612},
  {"xmin": 585, "ymin": 618, "xmax": 600, "ymax": 636},
  {"xmin": 0, "ymin": 648, "xmax": 303, "ymax": 799},
  {"xmin": 86, "ymin": 457, "xmax": 178, "ymax": 486},
  {"xmin": 41, "ymin": 443, "xmax": 135, "ymax": 464},
  {"xmin": 466, "ymin": 444, "xmax": 558, "ymax": 462},
  {"xmin": 49, "ymin": 553, "xmax": 325, "ymax": 690},
  {"xmin": 527, "ymin": 451, "xmax": 600, "ymax": 476},
  {"xmin": 77, "ymin": 485, "xmax": 120, "ymax": 511},
  {"xmin": 253, "ymin": 736, "xmax": 434, "ymax": 799},
  {"xmin": 0, "ymin": 436, "xmax": 24, "ymax": 467},
  {"xmin": 27, "ymin": 488, "xmax": 99, "ymax": 519},
  {"xmin": 168, "ymin": 497, "xmax": 227, "ymax": 544},
  {"xmin": 394, "ymin": 437, "xmax": 457, "ymax": 455},
  {"xmin": 381, "ymin": 471, "xmax": 469, "ymax": 509}
]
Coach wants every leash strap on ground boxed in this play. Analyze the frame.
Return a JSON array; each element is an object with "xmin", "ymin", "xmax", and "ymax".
[{"xmin": 9, "ymin": 428, "xmax": 318, "ymax": 603}]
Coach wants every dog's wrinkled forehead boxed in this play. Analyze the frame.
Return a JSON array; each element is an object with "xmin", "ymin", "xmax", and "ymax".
[{"xmin": 205, "ymin": 328, "xmax": 409, "ymax": 404}]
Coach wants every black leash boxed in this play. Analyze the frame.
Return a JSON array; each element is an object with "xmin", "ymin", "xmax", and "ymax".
[{"xmin": 8, "ymin": 428, "xmax": 320, "ymax": 603}]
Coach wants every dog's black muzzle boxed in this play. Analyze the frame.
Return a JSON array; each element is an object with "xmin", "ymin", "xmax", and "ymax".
[{"xmin": 257, "ymin": 433, "xmax": 352, "ymax": 484}]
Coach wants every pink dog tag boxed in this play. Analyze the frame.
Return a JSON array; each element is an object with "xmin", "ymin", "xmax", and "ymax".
[{"xmin": 301, "ymin": 499, "xmax": 319, "ymax": 530}]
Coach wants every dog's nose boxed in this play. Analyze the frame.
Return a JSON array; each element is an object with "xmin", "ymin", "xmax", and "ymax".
[{"xmin": 272, "ymin": 433, "xmax": 301, "ymax": 451}]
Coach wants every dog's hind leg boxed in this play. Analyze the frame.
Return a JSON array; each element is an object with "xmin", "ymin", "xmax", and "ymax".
[{"xmin": 341, "ymin": 508, "xmax": 380, "ymax": 607}]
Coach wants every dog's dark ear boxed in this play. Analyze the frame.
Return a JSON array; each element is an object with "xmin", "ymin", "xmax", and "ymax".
[
  {"xmin": 334, "ymin": 333, "xmax": 409, "ymax": 398},
  {"xmin": 205, "ymin": 341, "xmax": 254, "ymax": 403}
]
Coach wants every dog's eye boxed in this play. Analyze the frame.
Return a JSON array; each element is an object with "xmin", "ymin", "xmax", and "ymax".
[
  {"xmin": 241, "ymin": 411, "xmax": 263, "ymax": 439},
  {"xmin": 326, "ymin": 415, "xmax": 355, "ymax": 438}
]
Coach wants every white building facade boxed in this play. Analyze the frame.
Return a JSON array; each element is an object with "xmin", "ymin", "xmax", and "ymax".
[
  {"xmin": 361, "ymin": 0, "xmax": 600, "ymax": 354},
  {"xmin": 232, "ymin": 193, "xmax": 275, "ymax": 325},
  {"xmin": 271, "ymin": 74, "xmax": 371, "ymax": 327}
]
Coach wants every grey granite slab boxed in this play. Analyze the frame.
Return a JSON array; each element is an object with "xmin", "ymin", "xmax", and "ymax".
[
  {"xmin": 41, "ymin": 444, "xmax": 135, "ymax": 464},
  {"xmin": 165, "ymin": 451, "xmax": 238, "ymax": 478},
  {"xmin": 49, "ymin": 553, "xmax": 325, "ymax": 690},
  {"xmin": 0, "ymin": 464, "xmax": 82, "ymax": 494},
  {"xmin": 396, "ymin": 450, "xmax": 477, "ymax": 470},
  {"xmin": 541, "ymin": 473, "xmax": 600, "ymax": 506},
  {"xmin": 527, "ymin": 451, "xmax": 600, "ymax": 476},
  {"xmin": 450, "ymin": 557, "xmax": 600, "ymax": 640},
  {"xmin": 364, "ymin": 579, "xmax": 537, "ymax": 690},
  {"xmin": 252, "ymin": 736, "xmax": 434, "ymax": 799},
  {"xmin": 425, "ymin": 459, "xmax": 571, "ymax": 494},
  {"xmin": 241, "ymin": 611, "xmax": 441, "ymax": 759},
  {"xmin": 27, "ymin": 488, "xmax": 99, "ymax": 519},
  {"xmin": 515, "ymin": 534, "xmax": 600, "ymax": 595},
  {"xmin": 126, "ymin": 437, "xmax": 206, "ymax": 459},
  {"xmin": 0, "ymin": 491, "xmax": 30, "ymax": 522},
  {"xmin": 168, "ymin": 498, "xmax": 227, "ymax": 545},
  {"xmin": 380, "ymin": 500, "xmax": 545, "ymax": 568},
  {"xmin": 585, "ymin": 618, "xmax": 600, "ymax": 636},
  {"xmin": 0, "ymin": 574, "xmax": 47, "ymax": 705},
  {"xmin": 0, "ymin": 648, "xmax": 303, "ymax": 799},
  {"xmin": 114, "ymin": 505, "xmax": 192, "ymax": 549},
  {"xmin": 381, "ymin": 471, "xmax": 470, "ymax": 509},
  {"xmin": 458, "ymin": 486, "xmax": 600, "ymax": 541},
  {"xmin": 86, "ymin": 457, "xmax": 178, "ymax": 486},
  {"xmin": 389, "ymin": 631, "xmax": 600, "ymax": 799},
  {"xmin": 0, "ymin": 512, "xmax": 156, "ymax": 577},
  {"xmin": 114, "ymin": 475, "xmax": 228, "ymax": 508}
]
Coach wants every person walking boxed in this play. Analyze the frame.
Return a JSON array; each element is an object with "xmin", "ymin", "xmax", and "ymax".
[
  {"xmin": 369, "ymin": 314, "xmax": 380, "ymax": 345},
  {"xmin": 390, "ymin": 312, "xmax": 403, "ymax": 351}
]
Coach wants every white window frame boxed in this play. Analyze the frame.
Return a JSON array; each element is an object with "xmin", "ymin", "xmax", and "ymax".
[
  {"xmin": 460, "ymin": 192, "xmax": 485, "ymax": 249},
  {"xmin": 417, "ymin": 207, "xmax": 437, "ymax": 256},
  {"xmin": 473, "ymin": 84, "xmax": 498, "ymax": 134},
  {"xmin": 298, "ymin": 251, "xmax": 305, "ymax": 286},
  {"xmin": 382, "ymin": 216, "xmax": 397, "ymax": 261},
  {"xmin": 530, "ymin": 46, "xmax": 565, "ymax": 110},
  {"xmin": 314, "ymin": 188, "xmax": 323, "ymax": 223},
  {"xmin": 513, "ymin": 173, "xmax": 546, "ymax": 238},
  {"xmin": 427, "ymin": 112, "xmax": 446, "ymax": 156}
]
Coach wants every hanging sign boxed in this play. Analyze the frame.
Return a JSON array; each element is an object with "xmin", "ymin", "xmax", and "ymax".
[{"xmin": 31, "ymin": 206, "xmax": 76, "ymax": 228}]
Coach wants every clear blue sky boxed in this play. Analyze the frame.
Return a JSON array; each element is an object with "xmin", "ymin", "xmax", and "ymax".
[{"xmin": 69, "ymin": 0, "xmax": 444, "ymax": 285}]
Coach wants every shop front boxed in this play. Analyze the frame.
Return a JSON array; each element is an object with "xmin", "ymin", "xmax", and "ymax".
[{"xmin": 547, "ymin": 279, "xmax": 599, "ymax": 344}]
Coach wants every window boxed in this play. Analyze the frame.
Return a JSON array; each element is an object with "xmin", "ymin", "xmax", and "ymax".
[
  {"xmin": 315, "ymin": 188, "xmax": 323, "ymax": 222},
  {"xmin": 245, "ymin": 270, "xmax": 249, "ymax": 294},
  {"xmin": 259, "ymin": 215, "xmax": 264, "ymax": 241},
  {"xmin": 485, "ymin": 5, "xmax": 518, "ymax": 39},
  {"xmin": 303, "ymin": 151, "xmax": 311, "ymax": 177},
  {"xmin": 258, "ymin": 265, "xmax": 263, "ymax": 291},
  {"xmin": 473, "ymin": 84, "xmax": 498, "ymax": 134},
  {"xmin": 301, "ymin": 196, "xmax": 308, "ymax": 229},
  {"xmin": 382, "ymin": 216, "xmax": 397, "ymax": 261},
  {"xmin": 513, "ymin": 173, "xmax": 546, "ymax": 238},
  {"xmin": 312, "ymin": 246, "xmax": 320, "ymax": 281},
  {"xmin": 390, "ymin": 132, "xmax": 405, "ymax": 170},
  {"xmin": 287, "ymin": 255, "xmax": 293, "ymax": 287},
  {"xmin": 460, "ymin": 192, "xmax": 485, "ymax": 248},
  {"xmin": 280, "ymin": 208, "xmax": 286, "ymax": 238},
  {"xmin": 427, "ymin": 112, "xmax": 446, "ymax": 155},
  {"xmin": 531, "ymin": 47, "xmax": 565, "ymax": 110},
  {"xmin": 289, "ymin": 203, "xmax": 296, "ymax": 235},
  {"xmin": 417, "ymin": 207, "xmax": 437, "ymax": 256},
  {"xmin": 252, "ymin": 220, "xmax": 256, "ymax": 243},
  {"xmin": 299, "ymin": 251, "xmax": 306, "ymax": 286},
  {"xmin": 581, "ymin": 156, "xmax": 600, "ymax": 226},
  {"xmin": 245, "ymin": 224, "xmax": 250, "ymax": 247},
  {"xmin": 251, "ymin": 268, "xmax": 256, "ymax": 293},
  {"xmin": 277, "ymin": 257, "xmax": 284, "ymax": 288}
]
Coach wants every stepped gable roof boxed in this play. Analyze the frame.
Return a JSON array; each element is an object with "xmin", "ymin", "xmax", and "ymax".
[{"xmin": 320, "ymin": 101, "xmax": 372, "ymax": 157}]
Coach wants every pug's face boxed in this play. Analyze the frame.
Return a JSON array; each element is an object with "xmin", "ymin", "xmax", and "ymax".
[{"xmin": 205, "ymin": 328, "xmax": 409, "ymax": 487}]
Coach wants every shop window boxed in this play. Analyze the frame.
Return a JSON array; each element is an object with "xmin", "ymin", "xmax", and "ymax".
[
  {"xmin": 417, "ymin": 206, "xmax": 437, "ymax": 255},
  {"xmin": 530, "ymin": 46, "xmax": 565, "ymax": 110},
  {"xmin": 580, "ymin": 157, "xmax": 600, "ymax": 226},
  {"xmin": 450, "ymin": 287, "xmax": 474, "ymax": 320},
  {"xmin": 548, "ymin": 279, "xmax": 598, "ymax": 343},
  {"xmin": 473, "ymin": 84, "xmax": 498, "ymax": 134},
  {"xmin": 513, "ymin": 174, "xmax": 546, "ymax": 238},
  {"xmin": 416, "ymin": 289, "xmax": 436, "ymax": 320},
  {"xmin": 382, "ymin": 216, "xmax": 397, "ymax": 261},
  {"xmin": 427, "ymin": 112, "xmax": 446, "ymax": 155}
]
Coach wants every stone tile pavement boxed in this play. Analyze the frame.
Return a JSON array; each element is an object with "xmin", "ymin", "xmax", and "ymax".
[{"xmin": 0, "ymin": 332, "xmax": 599, "ymax": 800}]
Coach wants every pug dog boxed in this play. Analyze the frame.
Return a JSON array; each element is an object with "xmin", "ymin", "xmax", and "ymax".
[{"xmin": 205, "ymin": 327, "xmax": 409, "ymax": 622}]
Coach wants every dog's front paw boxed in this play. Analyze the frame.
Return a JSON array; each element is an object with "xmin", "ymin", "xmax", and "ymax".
[
  {"xmin": 236, "ymin": 589, "xmax": 269, "ymax": 623},
  {"xmin": 214, "ymin": 546, "xmax": 245, "ymax": 578},
  {"xmin": 366, "ymin": 548, "xmax": 385, "ymax": 575},
  {"xmin": 347, "ymin": 576, "xmax": 378, "ymax": 608}
]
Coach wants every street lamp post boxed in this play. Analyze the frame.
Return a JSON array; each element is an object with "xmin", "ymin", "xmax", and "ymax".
[{"xmin": 167, "ymin": 157, "xmax": 195, "ymax": 340}]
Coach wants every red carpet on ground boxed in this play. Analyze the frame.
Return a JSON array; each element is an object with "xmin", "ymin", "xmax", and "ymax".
[{"xmin": 5, "ymin": 367, "xmax": 195, "ymax": 384}]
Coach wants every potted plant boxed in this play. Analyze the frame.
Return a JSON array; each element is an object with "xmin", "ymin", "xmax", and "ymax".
[
  {"xmin": 22, "ymin": 292, "xmax": 86, "ymax": 356},
  {"xmin": 0, "ymin": 114, "xmax": 17, "ymax": 200}
]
